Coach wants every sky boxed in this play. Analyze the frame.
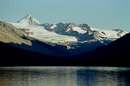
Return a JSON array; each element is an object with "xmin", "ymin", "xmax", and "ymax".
[{"xmin": 0, "ymin": 0, "xmax": 130, "ymax": 31}]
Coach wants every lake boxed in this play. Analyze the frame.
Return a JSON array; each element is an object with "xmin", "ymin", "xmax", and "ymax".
[{"xmin": 0, "ymin": 67, "xmax": 130, "ymax": 86}]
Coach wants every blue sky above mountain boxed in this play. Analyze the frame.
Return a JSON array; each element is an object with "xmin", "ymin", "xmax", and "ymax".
[{"xmin": 0, "ymin": 0, "xmax": 130, "ymax": 31}]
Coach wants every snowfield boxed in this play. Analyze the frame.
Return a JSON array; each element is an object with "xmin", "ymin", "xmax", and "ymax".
[{"xmin": 12, "ymin": 23, "xmax": 77, "ymax": 43}]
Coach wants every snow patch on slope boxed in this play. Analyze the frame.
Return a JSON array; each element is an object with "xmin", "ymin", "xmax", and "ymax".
[
  {"xmin": 91, "ymin": 27, "xmax": 128, "ymax": 38},
  {"xmin": 72, "ymin": 27, "xmax": 87, "ymax": 34},
  {"xmin": 50, "ymin": 24, "xmax": 57, "ymax": 29}
]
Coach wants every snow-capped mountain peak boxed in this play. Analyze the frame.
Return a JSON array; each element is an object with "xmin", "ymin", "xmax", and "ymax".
[
  {"xmin": 11, "ymin": 15, "xmax": 128, "ymax": 55},
  {"xmin": 17, "ymin": 14, "xmax": 40, "ymax": 25}
]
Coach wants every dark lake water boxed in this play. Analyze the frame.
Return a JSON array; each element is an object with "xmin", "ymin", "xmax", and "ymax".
[{"xmin": 0, "ymin": 67, "xmax": 130, "ymax": 86}]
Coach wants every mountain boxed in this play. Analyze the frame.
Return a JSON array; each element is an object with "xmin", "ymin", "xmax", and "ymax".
[
  {"xmin": 0, "ymin": 18, "xmax": 130, "ymax": 66},
  {"xmin": 0, "ymin": 20, "xmax": 71, "ymax": 57},
  {"xmin": 17, "ymin": 14, "xmax": 40, "ymax": 25},
  {"xmin": 11, "ymin": 15, "xmax": 128, "ymax": 55},
  {"xmin": 72, "ymin": 33, "xmax": 130, "ymax": 66}
]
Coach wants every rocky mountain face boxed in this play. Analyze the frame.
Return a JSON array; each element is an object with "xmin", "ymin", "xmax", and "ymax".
[
  {"xmin": 41, "ymin": 22, "xmax": 127, "ymax": 41},
  {"xmin": 41, "ymin": 23, "xmax": 93, "ymax": 41}
]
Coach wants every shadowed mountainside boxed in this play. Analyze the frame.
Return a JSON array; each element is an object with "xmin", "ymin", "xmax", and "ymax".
[
  {"xmin": 72, "ymin": 33, "xmax": 130, "ymax": 66},
  {"xmin": 0, "ymin": 42, "xmax": 74, "ymax": 66},
  {"xmin": 0, "ymin": 32, "xmax": 130, "ymax": 66}
]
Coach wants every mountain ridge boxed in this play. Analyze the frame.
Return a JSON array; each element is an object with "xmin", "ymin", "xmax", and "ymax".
[{"xmin": 11, "ymin": 14, "xmax": 128, "ymax": 55}]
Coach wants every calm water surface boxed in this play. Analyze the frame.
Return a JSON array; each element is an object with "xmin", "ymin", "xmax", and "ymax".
[{"xmin": 0, "ymin": 67, "xmax": 130, "ymax": 86}]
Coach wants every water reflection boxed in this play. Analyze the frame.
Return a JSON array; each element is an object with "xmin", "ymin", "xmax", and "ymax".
[
  {"xmin": 77, "ymin": 68, "xmax": 127, "ymax": 86},
  {"xmin": 0, "ymin": 67, "xmax": 130, "ymax": 86}
]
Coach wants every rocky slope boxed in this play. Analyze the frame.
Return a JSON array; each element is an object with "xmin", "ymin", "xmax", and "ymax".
[{"xmin": 0, "ymin": 20, "xmax": 32, "ymax": 45}]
